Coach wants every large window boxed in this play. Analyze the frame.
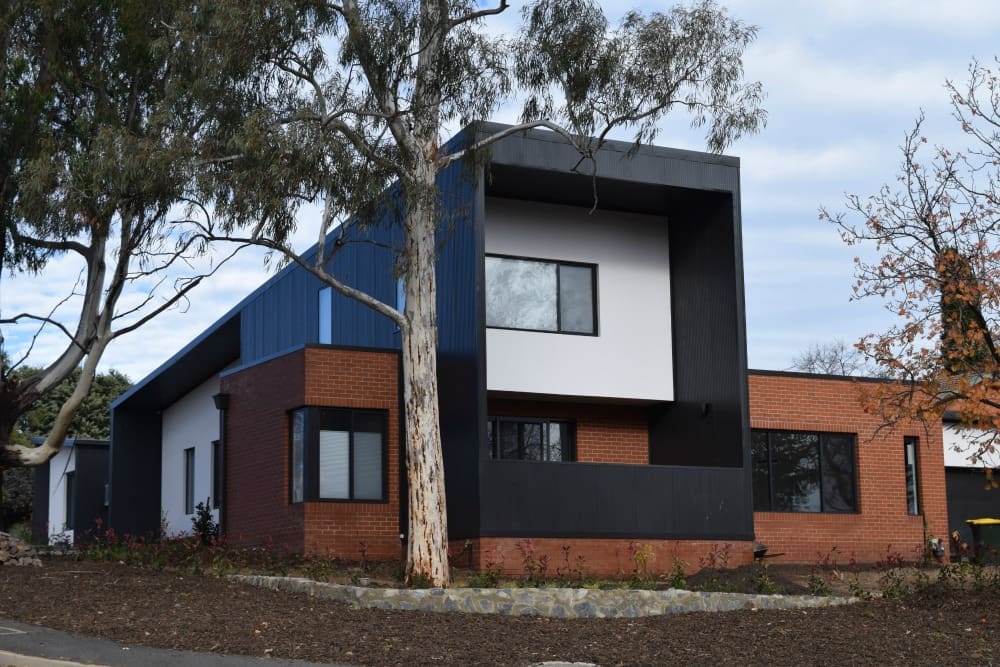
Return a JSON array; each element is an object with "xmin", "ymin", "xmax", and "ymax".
[
  {"xmin": 487, "ymin": 417, "xmax": 574, "ymax": 462},
  {"xmin": 485, "ymin": 255, "xmax": 596, "ymax": 335},
  {"xmin": 752, "ymin": 429, "xmax": 857, "ymax": 513},
  {"xmin": 290, "ymin": 407, "xmax": 387, "ymax": 502},
  {"xmin": 904, "ymin": 436, "xmax": 920, "ymax": 515}
]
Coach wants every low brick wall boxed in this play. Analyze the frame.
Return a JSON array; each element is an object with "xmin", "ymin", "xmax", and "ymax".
[{"xmin": 231, "ymin": 575, "xmax": 858, "ymax": 618}]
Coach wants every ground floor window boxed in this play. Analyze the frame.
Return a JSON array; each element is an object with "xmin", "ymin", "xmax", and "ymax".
[
  {"xmin": 184, "ymin": 447, "xmax": 195, "ymax": 515},
  {"xmin": 752, "ymin": 429, "xmax": 857, "ymax": 513},
  {"xmin": 290, "ymin": 407, "xmax": 387, "ymax": 502},
  {"xmin": 487, "ymin": 417, "xmax": 574, "ymax": 462},
  {"xmin": 65, "ymin": 471, "xmax": 76, "ymax": 530}
]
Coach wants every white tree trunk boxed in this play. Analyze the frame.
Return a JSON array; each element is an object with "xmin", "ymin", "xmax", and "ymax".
[{"xmin": 401, "ymin": 177, "xmax": 450, "ymax": 586}]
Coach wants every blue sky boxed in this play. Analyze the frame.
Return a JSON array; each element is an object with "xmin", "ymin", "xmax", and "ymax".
[{"xmin": 2, "ymin": 0, "xmax": 999, "ymax": 382}]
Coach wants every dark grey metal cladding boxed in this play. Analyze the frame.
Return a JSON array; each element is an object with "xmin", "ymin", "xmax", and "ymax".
[
  {"xmin": 72, "ymin": 442, "xmax": 110, "ymax": 538},
  {"xmin": 107, "ymin": 410, "xmax": 162, "ymax": 537},
  {"xmin": 479, "ymin": 461, "xmax": 752, "ymax": 539},
  {"xmin": 945, "ymin": 467, "xmax": 1000, "ymax": 550},
  {"xmin": 650, "ymin": 192, "xmax": 748, "ymax": 469},
  {"xmin": 31, "ymin": 464, "xmax": 49, "ymax": 544},
  {"xmin": 434, "ymin": 156, "xmax": 483, "ymax": 539}
]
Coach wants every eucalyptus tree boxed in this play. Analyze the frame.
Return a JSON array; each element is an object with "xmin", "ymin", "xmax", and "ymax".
[
  {"xmin": 191, "ymin": 0, "xmax": 766, "ymax": 586},
  {"xmin": 0, "ymin": 0, "xmax": 245, "ymax": 470}
]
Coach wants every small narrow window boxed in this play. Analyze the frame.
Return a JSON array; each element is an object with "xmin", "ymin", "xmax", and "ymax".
[
  {"xmin": 290, "ymin": 410, "xmax": 306, "ymax": 503},
  {"xmin": 318, "ymin": 286, "xmax": 333, "ymax": 344},
  {"xmin": 394, "ymin": 275, "xmax": 406, "ymax": 334},
  {"xmin": 211, "ymin": 440, "xmax": 222, "ymax": 509},
  {"xmin": 184, "ymin": 447, "xmax": 195, "ymax": 515},
  {"xmin": 65, "ymin": 471, "xmax": 76, "ymax": 530},
  {"xmin": 904, "ymin": 436, "xmax": 920, "ymax": 515}
]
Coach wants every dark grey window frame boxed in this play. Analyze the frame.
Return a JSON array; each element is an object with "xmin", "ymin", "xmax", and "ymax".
[
  {"xmin": 904, "ymin": 436, "xmax": 920, "ymax": 516},
  {"xmin": 485, "ymin": 253, "xmax": 599, "ymax": 336},
  {"xmin": 211, "ymin": 440, "xmax": 222, "ymax": 510},
  {"xmin": 65, "ymin": 471, "xmax": 76, "ymax": 530},
  {"xmin": 288, "ymin": 407, "xmax": 389, "ymax": 504},
  {"xmin": 486, "ymin": 416, "xmax": 576, "ymax": 462},
  {"xmin": 183, "ymin": 447, "xmax": 195, "ymax": 515},
  {"xmin": 751, "ymin": 428, "xmax": 859, "ymax": 514}
]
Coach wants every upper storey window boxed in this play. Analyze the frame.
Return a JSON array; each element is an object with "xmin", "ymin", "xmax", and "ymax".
[{"xmin": 485, "ymin": 254, "xmax": 596, "ymax": 335}]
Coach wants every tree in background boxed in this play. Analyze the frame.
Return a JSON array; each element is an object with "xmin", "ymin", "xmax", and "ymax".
[
  {"xmin": 185, "ymin": 0, "xmax": 765, "ymax": 585},
  {"xmin": 0, "ymin": 0, "xmax": 247, "ymax": 470},
  {"xmin": 823, "ymin": 59, "xmax": 1000, "ymax": 452},
  {"xmin": 1, "ymin": 367, "xmax": 131, "ymax": 530},
  {"xmin": 790, "ymin": 339, "xmax": 877, "ymax": 377}
]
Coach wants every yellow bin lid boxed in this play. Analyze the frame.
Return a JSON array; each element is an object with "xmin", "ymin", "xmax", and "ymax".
[{"xmin": 966, "ymin": 518, "xmax": 1000, "ymax": 525}]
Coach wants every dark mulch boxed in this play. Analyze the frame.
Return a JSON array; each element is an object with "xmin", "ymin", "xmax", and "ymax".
[{"xmin": 1, "ymin": 558, "xmax": 998, "ymax": 666}]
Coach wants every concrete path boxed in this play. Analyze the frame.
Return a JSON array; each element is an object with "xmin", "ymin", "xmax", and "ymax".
[{"xmin": 0, "ymin": 619, "xmax": 343, "ymax": 667}]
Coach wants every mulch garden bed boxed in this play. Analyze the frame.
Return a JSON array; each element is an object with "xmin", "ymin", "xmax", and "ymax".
[{"xmin": 1, "ymin": 557, "xmax": 998, "ymax": 666}]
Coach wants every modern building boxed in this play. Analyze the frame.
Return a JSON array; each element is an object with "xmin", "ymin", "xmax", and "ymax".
[{"xmin": 108, "ymin": 123, "xmax": 755, "ymax": 574}]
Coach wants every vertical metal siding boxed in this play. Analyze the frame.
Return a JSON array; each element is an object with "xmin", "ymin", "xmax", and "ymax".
[{"xmin": 107, "ymin": 408, "xmax": 162, "ymax": 537}]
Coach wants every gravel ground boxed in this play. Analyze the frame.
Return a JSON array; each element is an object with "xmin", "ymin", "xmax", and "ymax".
[{"xmin": 1, "ymin": 558, "xmax": 998, "ymax": 666}]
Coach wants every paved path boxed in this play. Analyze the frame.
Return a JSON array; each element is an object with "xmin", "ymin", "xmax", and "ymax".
[{"xmin": 0, "ymin": 619, "xmax": 343, "ymax": 667}]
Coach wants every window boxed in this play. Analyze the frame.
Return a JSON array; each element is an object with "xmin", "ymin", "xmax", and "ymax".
[
  {"xmin": 212, "ymin": 440, "xmax": 222, "ymax": 510},
  {"xmin": 396, "ymin": 275, "xmax": 406, "ymax": 313},
  {"xmin": 904, "ymin": 436, "xmax": 920, "ymax": 515},
  {"xmin": 486, "ymin": 417, "xmax": 574, "ymax": 462},
  {"xmin": 318, "ymin": 286, "xmax": 332, "ymax": 344},
  {"xmin": 289, "ymin": 407, "xmax": 387, "ymax": 502},
  {"xmin": 485, "ymin": 255, "xmax": 596, "ymax": 335},
  {"xmin": 65, "ymin": 471, "xmax": 76, "ymax": 530},
  {"xmin": 752, "ymin": 429, "xmax": 857, "ymax": 513},
  {"xmin": 184, "ymin": 447, "xmax": 195, "ymax": 515}
]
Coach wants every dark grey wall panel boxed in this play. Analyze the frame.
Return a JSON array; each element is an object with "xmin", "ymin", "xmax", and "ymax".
[
  {"xmin": 649, "ymin": 193, "xmax": 749, "ymax": 469},
  {"xmin": 480, "ymin": 461, "xmax": 753, "ymax": 539},
  {"xmin": 946, "ymin": 467, "xmax": 1000, "ymax": 550},
  {"xmin": 434, "ymin": 156, "xmax": 483, "ymax": 539},
  {"xmin": 73, "ymin": 444, "xmax": 109, "ymax": 539},
  {"xmin": 108, "ymin": 409, "xmax": 162, "ymax": 537},
  {"xmin": 31, "ymin": 464, "xmax": 49, "ymax": 544}
]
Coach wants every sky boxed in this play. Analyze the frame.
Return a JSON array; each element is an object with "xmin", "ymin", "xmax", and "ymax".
[{"xmin": 2, "ymin": 0, "xmax": 999, "ymax": 383}]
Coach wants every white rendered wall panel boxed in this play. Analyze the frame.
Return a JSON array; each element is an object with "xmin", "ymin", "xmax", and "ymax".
[
  {"xmin": 944, "ymin": 424, "xmax": 1000, "ymax": 468},
  {"xmin": 485, "ymin": 197, "xmax": 673, "ymax": 401},
  {"xmin": 47, "ymin": 446, "xmax": 75, "ymax": 542},
  {"xmin": 161, "ymin": 375, "xmax": 220, "ymax": 535}
]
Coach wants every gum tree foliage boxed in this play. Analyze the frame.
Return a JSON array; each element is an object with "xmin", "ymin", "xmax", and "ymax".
[
  {"xmin": 0, "ymin": 1, "xmax": 247, "ymax": 470},
  {"xmin": 185, "ymin": 0, "xmax": 765, "ymax": 586},
  {"xmin": 822, "ymin": 60, "xmax": 1000, "ymax": 459}
]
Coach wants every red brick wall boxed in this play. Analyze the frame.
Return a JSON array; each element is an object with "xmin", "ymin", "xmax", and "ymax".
[
  {"xmin": 221, "ymin": 347, "xmax": 402, "ymax": 560},
  {"xmin": 302, "ymin": 347, "xmax": 401, "ymax": 560},
  {"xmin": 749, "ymin": 372, "xmax": 949, "ymax": 564},
  {"xmin": 453, "ymin": 538, "xmax": 754, "ymax": 577},
  {"xmin": 222, "ymin": 350, "xmax": 307, "ymax": 552},
  {"xmin": 488, "ymin": 398, "xmax": 648, "ymax": 464}
]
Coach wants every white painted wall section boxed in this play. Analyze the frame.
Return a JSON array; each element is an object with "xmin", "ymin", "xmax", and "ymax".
[
  {"xmin": 485, "ymin": 197, "xmax": 673, "ymax": 401},
  {"xmin": 161, "ymin": 374, "xmax": 220, "ymax": 535},
  {"xmin": 46, "ymin": 445, "xmax": 75, "ymax": 543},
  {"xmin": 944, "ymin": 424, "xmax": 1000, "ymax": 468}
]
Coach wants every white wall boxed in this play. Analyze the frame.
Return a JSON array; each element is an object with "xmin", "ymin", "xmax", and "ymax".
[
  {"xmin": 485, "ymin": 197, "xmax": 673, "ymax": 402},
  {"xmin": 943, "ymin": 423, "xmax": 1000, "ymax": 468},
  {"xmin": 161, "ymin": 375, "xmax": 220, "ymax": 535},
  {"xmin": 46, "ymin": 445, "xmax": 75, "ymax": 543}
]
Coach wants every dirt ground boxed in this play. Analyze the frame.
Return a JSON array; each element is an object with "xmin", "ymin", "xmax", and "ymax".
[{"xmin": 1, "ymin": 558, "xmax": 998, "ymax": 666}]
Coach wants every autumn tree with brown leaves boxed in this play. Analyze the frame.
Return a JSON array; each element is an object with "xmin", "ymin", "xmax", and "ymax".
[{"xmin": 823, "ymin": 59, "xmax": 1000, "ymax": 456}]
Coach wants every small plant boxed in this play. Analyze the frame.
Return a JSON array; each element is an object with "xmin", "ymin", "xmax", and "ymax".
[
  {"xmin": 516, "ymin": 539, "xmax": 549, "ymax": 586},
  {"xmin": 358, "ymin": 541, "xmax": 369, "ymax": 573},
  {"xmin": 626, "ymin": 541, "xmax": 655, "ymax": 587},
  {"xmin": 699, "ymin": 543, "xmax": 732, "ymax": 570},
  {"xmin": 752, "ymin": 562, "xmax": 778, "ymax": 594},
  {"xmin": 807, "ymin": 574, "xmax": 833, "ymax": 597},
  {"xmin": 664, "ymin": 558, "xmax": 687, "ymax": 589},
  {"xmin": 407, "ymin": 571, "xmax": 432, "ymax": 588},
  {"xmin": 191, "ymin": 500, "xmax": 218, "ymax": 546},
  {"xmin": 555, "ymin": 545, "xmax": 587, "ymax": 585}
]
